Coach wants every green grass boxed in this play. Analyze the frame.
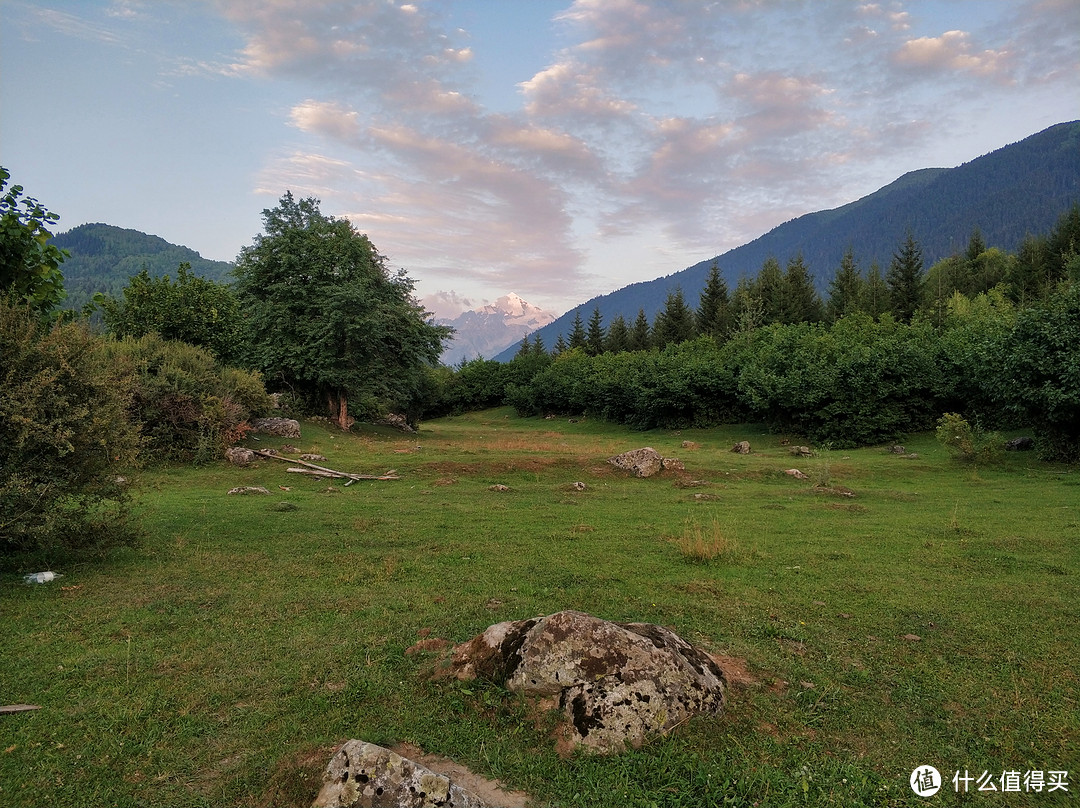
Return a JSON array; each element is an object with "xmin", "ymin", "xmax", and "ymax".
[{"xmin": 2, "ymin": 409, "xmax": 1077, "ymax": 807}]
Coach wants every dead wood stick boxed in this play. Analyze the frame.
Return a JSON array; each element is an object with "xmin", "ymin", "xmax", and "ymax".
[
  {"xmin": 252, "ymin": 449, "xmax": 399, "ymax": 481},
  {"xmin": 285, "ymin": 467, "xmax": 399, "ymax": 481}
]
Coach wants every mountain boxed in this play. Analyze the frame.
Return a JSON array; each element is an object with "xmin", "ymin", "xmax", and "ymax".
[
  {"xmin": 438, "ymin": 293, "xmax": 557, "ymax": 365},
  {"xmin": 496, "ymin": 120, "xmax": 1080, "ymax": 361},
  {"xmin": 52, "ymin": 223, "xmax": 234, "ymax": 311}
]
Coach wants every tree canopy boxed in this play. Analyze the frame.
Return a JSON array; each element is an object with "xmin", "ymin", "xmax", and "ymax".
[
  {"xmin": 233, "ymin": 192, "xmax": 449, "ymax": 429},
  {"xmin": 0, "ymin": 167, "xmax": 68, "ymax": 314}
]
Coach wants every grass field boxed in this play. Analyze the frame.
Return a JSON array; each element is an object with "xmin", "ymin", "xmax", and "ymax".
[{"xmin": 2, "ymin": 408, "xmax": 1077, "ymax": 807}]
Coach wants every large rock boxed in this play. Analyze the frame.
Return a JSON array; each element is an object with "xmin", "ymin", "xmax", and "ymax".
[
  {"xmin": 446, "ymin": 610, "xmax": 726, "ymax": 754},
  {"xmin": 608, "ymin": 448, "xmax": 682, "ymax": 478},
  {"xmin": 250, "ymin": 417, "xmax": 301, "ymax": 438},
  {"xmin": 225, "ymin": 447, "xmax": 255, "ymax": 465},
  {"xmin": 312, "ymin": 741, "xmax": 492, "ymax": 808}
]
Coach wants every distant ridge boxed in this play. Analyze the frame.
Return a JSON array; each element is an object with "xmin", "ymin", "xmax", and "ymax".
[
  {"xmin": 52, "ymin": 223, "xmax": 234, "ymax": 311},
  {"xmin": 497, "ymin": 120, "xmax": 1080, "ymax": 361}
]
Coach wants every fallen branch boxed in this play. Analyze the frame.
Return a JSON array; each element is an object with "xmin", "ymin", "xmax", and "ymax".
[{"xmin": 253, "ymin": 449, "xmax": 399, "ymax": 483}]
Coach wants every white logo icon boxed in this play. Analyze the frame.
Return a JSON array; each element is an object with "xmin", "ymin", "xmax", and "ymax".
[{"xmin": 911, "ymin": 766, "xmax": 942, "ymax": 796}]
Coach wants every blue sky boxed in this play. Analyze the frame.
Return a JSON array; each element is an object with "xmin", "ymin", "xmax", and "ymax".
[{"xmin": 2, "ymin": 0, "xmax": 1077, "ymax": 317}]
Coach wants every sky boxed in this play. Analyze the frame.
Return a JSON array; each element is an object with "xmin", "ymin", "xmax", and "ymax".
[{"xmin": 2, "ymin": 1, "xmax": 1077, "ymax": 319}]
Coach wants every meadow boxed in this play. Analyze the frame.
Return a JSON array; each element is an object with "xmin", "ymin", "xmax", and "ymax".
[{"xmin": 1, "ymin": 409, "xmax": 1077, "ymax": 807}]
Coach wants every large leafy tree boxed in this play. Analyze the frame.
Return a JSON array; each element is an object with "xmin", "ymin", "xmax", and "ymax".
[
  {"xmin": 0, "ymin": 167, "xmax": 68, "ymax": 314},
  {"xmin": 234, "ymin": 193, "xmax": 449, "ymax": 430}
]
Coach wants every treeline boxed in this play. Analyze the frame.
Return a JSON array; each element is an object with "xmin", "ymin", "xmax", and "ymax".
[{"xmin": 424, "ymin": 207, "xmax": 1080, "ymax": 461}]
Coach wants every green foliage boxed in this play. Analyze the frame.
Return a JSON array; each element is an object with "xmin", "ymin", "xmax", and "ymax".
[
  {"xmin": 695, "ymin": 260, "xmax": 732, "ymax": 339},
  {"xmin": 0, "ymin": 167, "xmax": 69, "ymax": 315},
  {"xmin": 106, "ymin": 333, "xmax": 272, "ymax": 463},
  {"xmin": 98, "ymin": 263, "xmax": 244, "ymax": 364},
  {"xmin": 585, "ymin": 306, "xmax": 606, "ymax": 356},
  {"xmin": 0, "ymin": 300, "xmax": 140, "ymax": 558},
  {"xmin": 993, "ymin": 282, "xmax": 1080, "ymax": 461},
  {"xmin": 234, "ymin": 193, "xmax": 449, "ymax": 427},
  {"xmin": 936, "ymin": 412, "xmax": 1001, "ymax": 464},
  {"xmin": 826, "ymin": 248, "xmax": 863, "ymax": 322},
  {"xmin": 780, "ymin": 253, "xmax": 823, "ymax": 324}
]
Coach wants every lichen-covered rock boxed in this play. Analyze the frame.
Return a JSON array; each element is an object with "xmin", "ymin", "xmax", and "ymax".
[
  {"xmin": 446, "ymin": 610, "xmax": 726, "ymax": 754},
  {"xmin": 300, "ymin": 453, "xmax": 327, "ymax": 462},
  {"xmin": 250, "ymin": 417, "xmax": 301, "ymax": 438},
  {"xmin": 312, "ymin": 741, "xmax": 493, "ymax": 808},
  {"xmin": 608, "ymin": 448, "xmax": 664, "ymax": 478},
  {"xmin": 227, "ymin": 486, "xmax": 270, "ymax": 495},
  {"xmin": 225, "ymin": 447, "xmax": 255, "ymax": 465},
  {"xmin": 730, "ymin": 441, "xmax": 751, "ymax": 454},
  {"xmin": 661, "ymin": 457, "xmax": 685, "ymax": 472}
]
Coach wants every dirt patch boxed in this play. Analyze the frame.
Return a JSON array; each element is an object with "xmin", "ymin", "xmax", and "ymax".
[
  {"xmin": 708, "ymin": 652, "xmax": 760, "ymax": 689},
  {"xmin": 390, "ymin": 742, "xmax": 532, "ymax": 807}
]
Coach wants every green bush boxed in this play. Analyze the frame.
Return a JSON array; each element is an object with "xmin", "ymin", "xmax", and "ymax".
[
  {"xmin": 1, "ymin": 299, "xmax": 141, "ymax": 558},
  {"xmin": 935, "ymin": 412, "xmax": 1001, "ymax": 464},
  {"xmin": 106, "ymin": 333, "xmax": 273, "ymax": 463},
  {"xmin": 993, "ymin": 283, "xmax": 1080, "ymax": 461}
]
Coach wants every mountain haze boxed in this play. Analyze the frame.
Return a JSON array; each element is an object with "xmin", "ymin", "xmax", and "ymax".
[
  {"xmin": 497, "ymin": 121, "xmax": 1080, "ymax": 361},
  {"xmin": 438, "ymin": 293, "xmax": 556, "ymax": 365}
]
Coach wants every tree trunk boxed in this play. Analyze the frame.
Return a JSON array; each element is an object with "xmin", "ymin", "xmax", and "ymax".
[{"xmin": 326, "ymin": 388, "xmax": 352, "ymax": 432}]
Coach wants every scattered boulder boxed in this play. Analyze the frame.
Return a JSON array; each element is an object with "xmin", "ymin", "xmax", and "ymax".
[
  {"xmin": 444, "ymin": 610, "xmax": 726, "ymax": 754},
  {"xmin": 280, "ymin": 444, "xmax": 299, "ymax": 454},
  {"xmin": 227, "ymin": 486, "xmax": 270, "ymax": 495},
  {"xmin": 225, "ymin": 447, "xmax": 255, "ymax": 466},
  {"xmin": 312, "ymin": 740, "xmax": 493, "ymax": 808},
  {"xmin": 488, "ymin": 484, "xmax": 510, "ymax": 492},
  {"xmin": 569, "ymin": 481, "xmax": 587, "ymax": 491},
  {"xmin": 1005, "ymin": 436, "xmax": 1035, "ymax": 451},
  {"xmin": 785, "ymin": 468, "xmax": 809, "ymax": 480},
  {"xmin": 301, "ymin": 453, "xmax": 328, "ymax": 462},
  {"xmin": 730, "ymin": 441, "xmax": 751, "ymax": 454},
  {"xmin": 378, "ymin": 413, "xmax": 417, "ymax": 433},
  {"xmin": 789, "ymin": 446, "xmax": 813, "ymax": 458},
  {"xmin": 250, "ymin": 417, "xmax": 301, "ymax": 438},
  {"xmin": 681, "ymin": 441, "xmax": 699, "ymax": 450},
  {"xmin": 889, "ymin": 445, "xmax": 907, "ymax": 454},
  {"xmin": 608, "ymin": 448, "xmax": 684, "ymax": 478},
  {"xmin": 661, "ymin": 457, "xmax": 685, "ymax": 472}
]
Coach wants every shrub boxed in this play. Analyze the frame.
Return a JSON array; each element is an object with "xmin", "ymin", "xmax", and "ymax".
[
  {"xmin": 993, "ymin": 283, "xmax": 1080, "ymax": 462},
  {"xmin": 105, "ymin": 333, "xmax": 273, "ymax": 463},
  {"xmin": 1, "ymin": 299, "xmax": 141, "ymax": 558},
  {"xmin": 935, "ymin": 413, "xmax": 1001, "ymax": 464}
]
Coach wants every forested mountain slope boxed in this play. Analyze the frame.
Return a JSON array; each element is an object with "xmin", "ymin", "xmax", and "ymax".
[
  {"xmin": 499, "ymin": 120, "xmax": 1080, "ymax": 360},
  {"xmin": 52, "ymin": 223, "xmax": 233, "ymax": 311}
]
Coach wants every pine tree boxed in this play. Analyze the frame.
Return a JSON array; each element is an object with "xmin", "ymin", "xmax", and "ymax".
[
  {"xmin": 732, "ymin": 276, "xmax": 764, "ymax": 332},
  {"xmin": 627, "ymin": 308, "xmax": 652, "ymax": 351},
  {"xmin": 568, "ymin": 309, "xmax": 587, "ymax": 351},
  {"xmin": 756, "ymin": 257, "xmax": 784, "ymax": 324},
  {"xmin": 553, "ymin": 333, "xmax": 568, "ymax": 355},
  {"xmin": 605, "ymin": 314, "xmax": 629, "ymax": 353},
  {"xmin": 585, "ymin": 306, "xmax": 606, "ymax": 356},
  {"xmin": 887, "ymin": 231, "xmax": 924, "ymax": 322},
  {"xmin": 826, "ymin": 248, "xmax": 864, "ymax": 322},
  {"xmin": 696, "ymin": 260, "xmax": 732, "ymax": 340},
  {"xmin": 532, "ymin": 332, "xmax": 547, "ymax": 356},
  {"xmin": 652, "ymin": 287, "xmax": 695, "ymax": 348},
  {"xmin": 514, "ymin": 336, "xmax": 531, "ymax": 359},
  {"xmin": 861, "ymin": 261, "xmax": 890, "ymax": 319},
  {"xmin": 781, "ymin": 253, "xmax": 823, "ymax": 323}
]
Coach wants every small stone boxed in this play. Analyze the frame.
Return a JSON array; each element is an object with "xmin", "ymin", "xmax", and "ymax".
[
  {"xmin": 789, "ymin": 445, "xmax": 813, "ymax": 457},
  {"xmin": 730, "ymin": 441, "xmax": 751, "ymax": 454},
  {"xmin": 299, "ymin": 453, "xmax": 327, "ymax": 462},
  {"xmin": 903, "ymin": 633, "xmax": 922, "ymax": 641},
  {"xmin": 489, "ymin": 484, "xmax": 511, "ymax": 492},
  {"xmin": 570, "ymin": 481, "xmax": 587, "ymax": 491},
  {"xmin": 227, "ymin": 486, "xmax": 270, "ymax": 495},
  {"xmin": 785, "ymin": 468, "xmax": 809, "ymax": 480},
  {"xmin": 681, "ymin": 441, "xmax": 699, "ymax": 450},
  {"xmin": 889, "ymin": 445, "xmax": 907, "ymax": 454}
]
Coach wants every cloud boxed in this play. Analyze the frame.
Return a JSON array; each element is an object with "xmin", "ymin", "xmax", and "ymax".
[{"xmin": 894, "ymin": 30, "xmax": 1014, "ymax": 80}]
